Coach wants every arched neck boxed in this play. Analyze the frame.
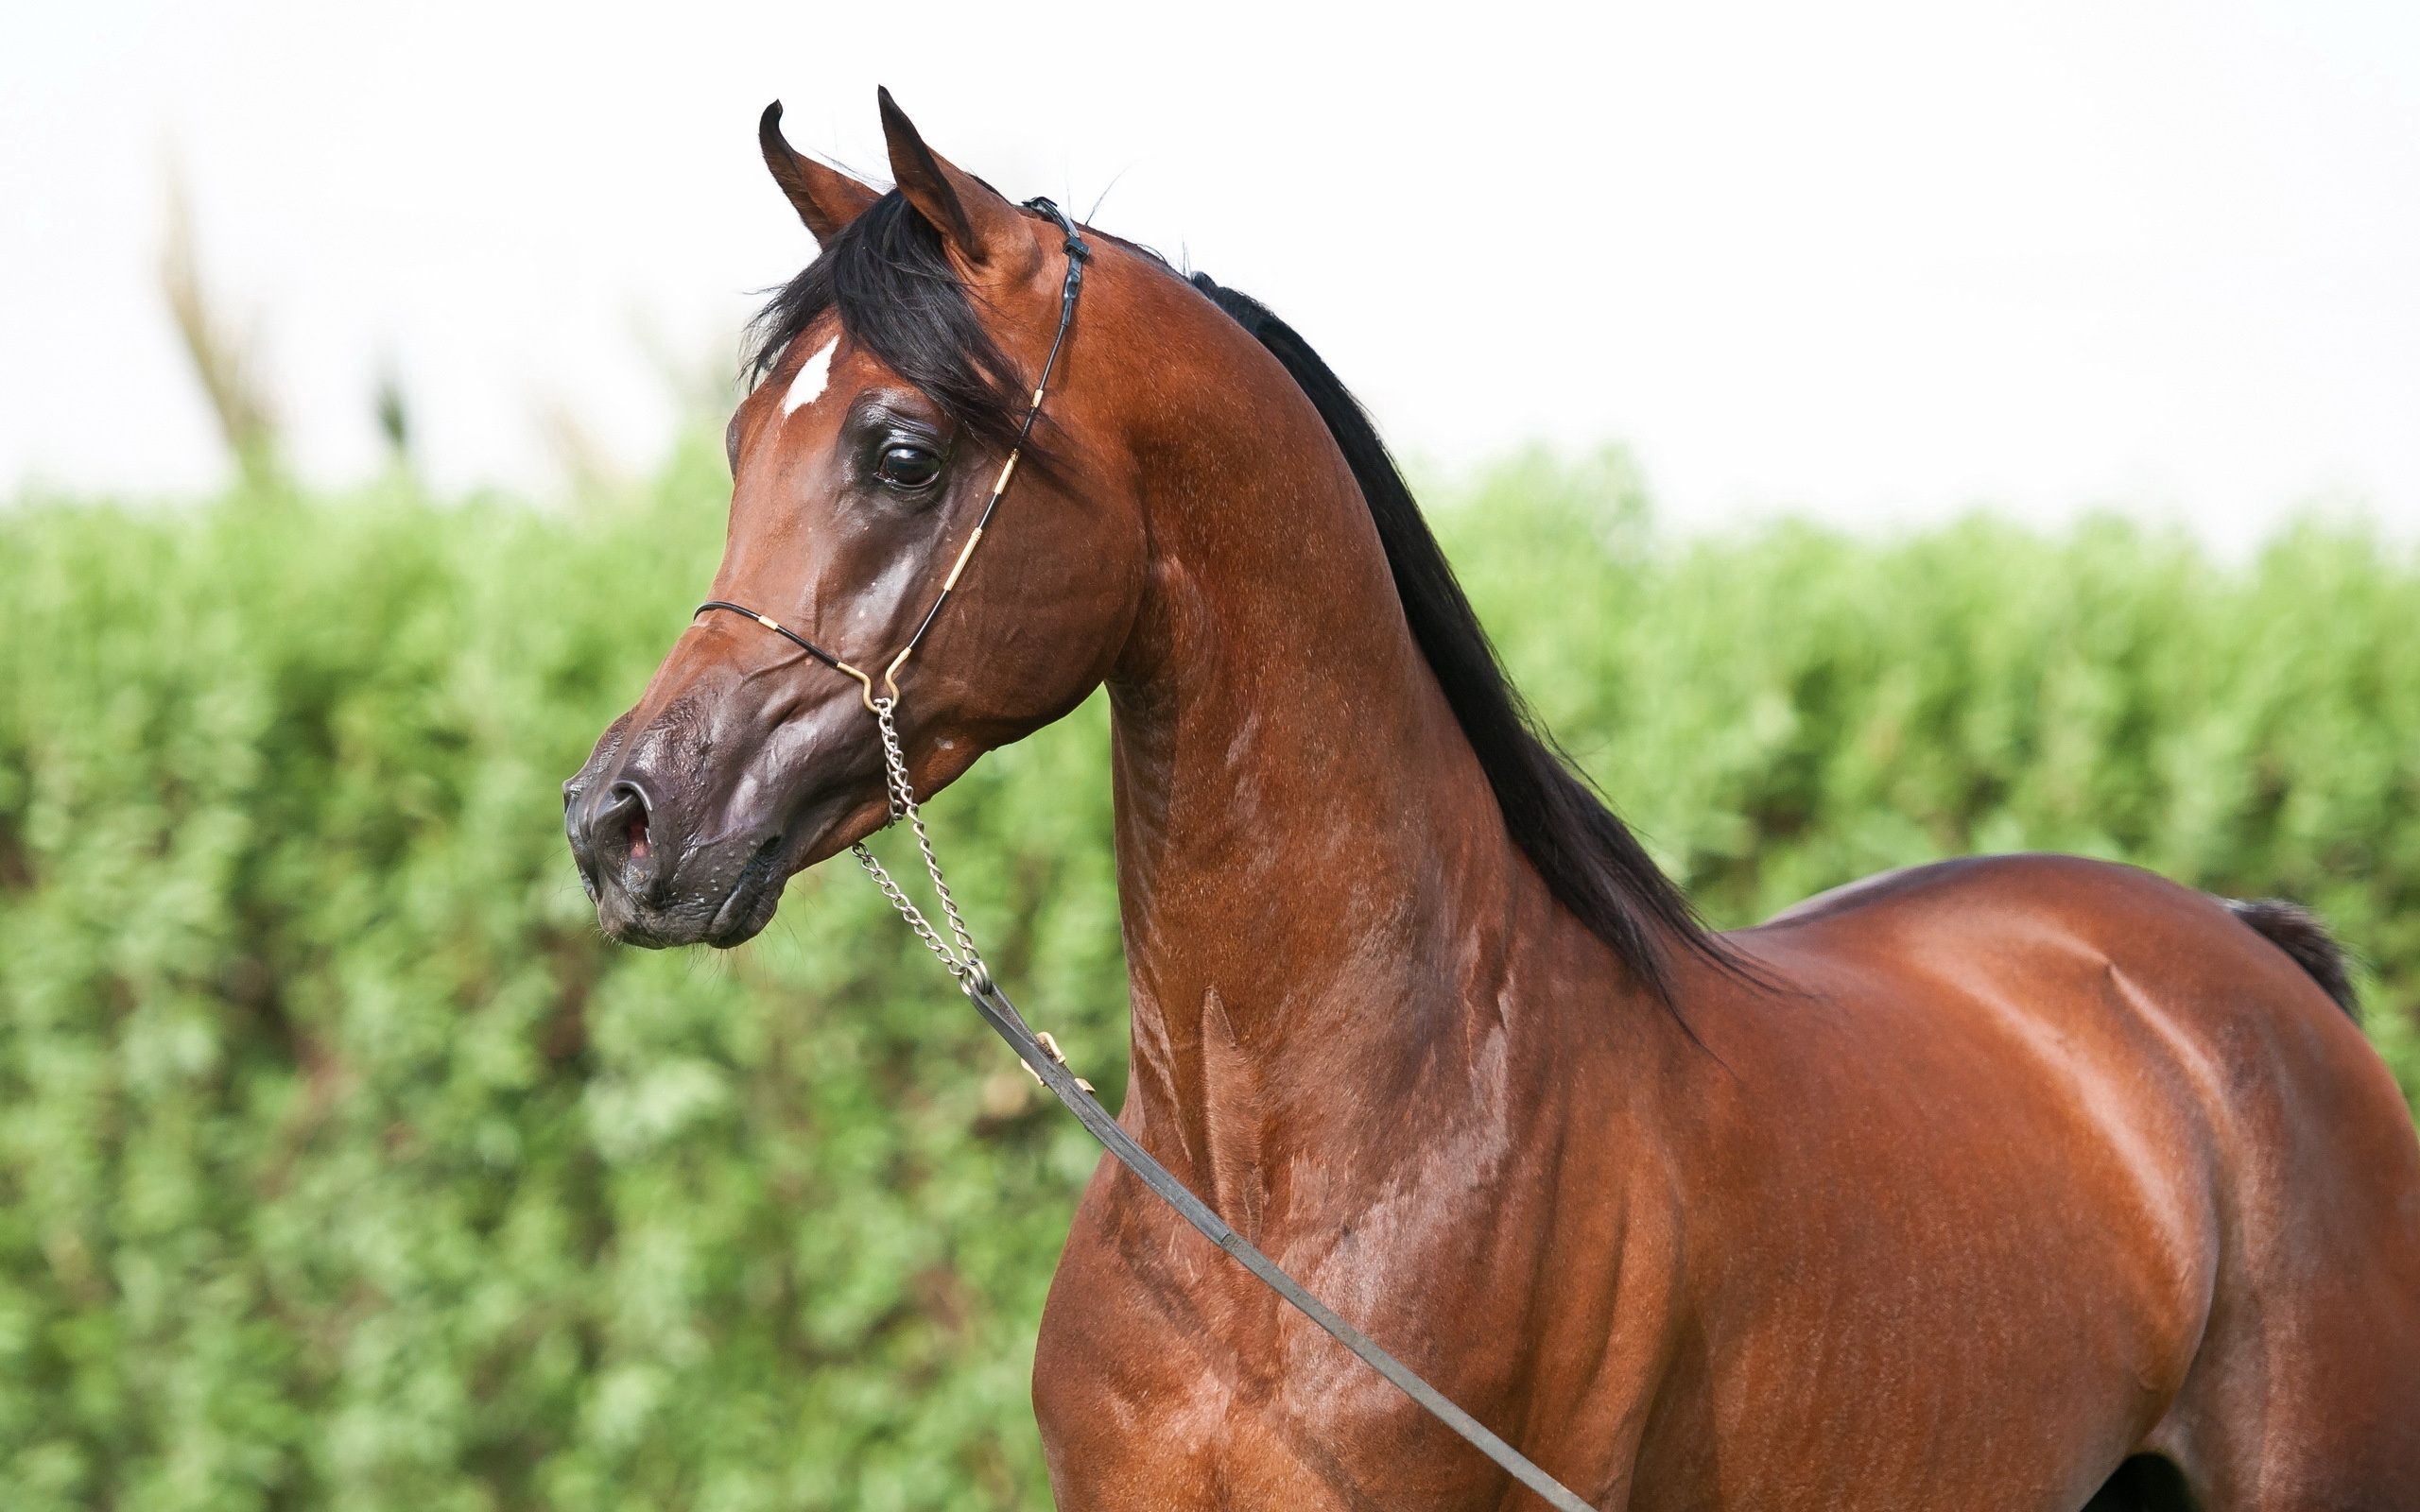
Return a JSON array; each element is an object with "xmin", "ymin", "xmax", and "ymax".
[{"xmin": 1098, "ymin": 350, "xmax": 1558, "ymax": 1172}]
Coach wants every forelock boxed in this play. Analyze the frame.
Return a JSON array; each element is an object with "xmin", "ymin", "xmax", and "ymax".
[{"xmin": 746, "ymin": 193, "xmax": 1030, "ymax": 460}]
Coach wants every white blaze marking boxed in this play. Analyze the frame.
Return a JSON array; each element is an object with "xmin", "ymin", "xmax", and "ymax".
[{"xmin": 781, "ymin": 337, "xmax": 838, "ymax": 417}]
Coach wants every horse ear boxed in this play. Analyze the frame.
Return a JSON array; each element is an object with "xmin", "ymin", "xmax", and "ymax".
[
  {"xmin": 759, "ymin": 101, "xmax": 877, "ymax": 246},
  {"xmin": 875, "ymin": 86, "xmax": 1035, "ymax": 275}
]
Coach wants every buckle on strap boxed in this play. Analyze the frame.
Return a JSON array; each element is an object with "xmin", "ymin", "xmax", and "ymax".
[
  {"xmin": 1021, "ymin": 1031, "xmax": 1094, "ymax": 1095},
  {"xmin": 1022, "ymin": 195, "xmax": 1091, "ymax": 261}
]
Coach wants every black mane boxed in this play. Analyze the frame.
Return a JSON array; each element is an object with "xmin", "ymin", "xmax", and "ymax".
[
  {"xmin": 749, "ymin": 203, "xmax": 1731, "ymax": 1007},
  {"xmin": 1188, "ymin": 277, "xmax": 1730, "ymax": 1007}
]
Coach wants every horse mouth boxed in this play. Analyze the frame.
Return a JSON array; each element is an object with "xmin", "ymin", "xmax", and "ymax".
[{"xmin": 703, "ymin": 831, "xmax": 796, "ymax": 947}]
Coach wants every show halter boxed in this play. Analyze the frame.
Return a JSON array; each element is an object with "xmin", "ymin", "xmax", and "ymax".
[{"xmin": 695, "ymin": 199, "xmax": 1598, "ymax": 1512}]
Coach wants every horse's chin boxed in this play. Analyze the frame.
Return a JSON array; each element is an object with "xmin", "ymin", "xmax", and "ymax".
[{"xmin": 697, "ymin": 837, "xmax": 794, "ymax": 948}]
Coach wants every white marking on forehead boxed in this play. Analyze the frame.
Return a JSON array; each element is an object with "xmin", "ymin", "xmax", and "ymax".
[{"xmin": 781, "ymin": 337, "xmax": 838, "ymax": 417}]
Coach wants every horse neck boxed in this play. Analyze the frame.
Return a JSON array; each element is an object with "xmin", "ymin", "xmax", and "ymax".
[{"xmin": 1099, "ymin": 342, "xmax": 1555, "ymax": 1181}]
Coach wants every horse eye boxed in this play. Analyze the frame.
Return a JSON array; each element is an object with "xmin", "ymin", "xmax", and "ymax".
[{"xmin": 874, "ymin": 442, "xmax": 941, "ymax": 489}]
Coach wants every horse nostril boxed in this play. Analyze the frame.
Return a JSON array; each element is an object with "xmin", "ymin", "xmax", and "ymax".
[{"xmin": 608, "ymin": 780, "xmax": 652, "ymax": 863}]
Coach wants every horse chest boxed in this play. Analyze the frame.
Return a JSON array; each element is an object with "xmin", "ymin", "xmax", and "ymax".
[
  {"xmin": 1033, "ymin": 1131, "xmax": 1584, "ymax": 1510},
  {"xmin": 1033, "ymin": 1229, "xmax": 1524, "ymax": 1511}
]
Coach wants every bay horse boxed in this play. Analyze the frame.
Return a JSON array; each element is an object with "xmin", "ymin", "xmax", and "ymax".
[{"xmin": 564, "ymin": 91, "xmax": 2420, "ymax": 1509}]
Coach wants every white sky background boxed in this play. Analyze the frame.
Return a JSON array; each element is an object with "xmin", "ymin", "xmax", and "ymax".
[{"xmin": 3, "ymin": 1, "xmax": 2415, "ymax": 549}]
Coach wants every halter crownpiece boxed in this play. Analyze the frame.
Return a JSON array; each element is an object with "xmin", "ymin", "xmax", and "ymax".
[{"xmin": 688, "ymin": 198, "xmax": 1597, "ymax": 1512}]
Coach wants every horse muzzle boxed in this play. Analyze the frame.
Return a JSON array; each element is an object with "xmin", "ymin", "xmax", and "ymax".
[{"xmin": 563, "ymin": 758, "xmax": 795, "ymax": 948}]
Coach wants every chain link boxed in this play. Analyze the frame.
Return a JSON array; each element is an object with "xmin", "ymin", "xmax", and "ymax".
[{"xmin": 850, "ymin": 696, "xmax": 990, "ymax": 988}]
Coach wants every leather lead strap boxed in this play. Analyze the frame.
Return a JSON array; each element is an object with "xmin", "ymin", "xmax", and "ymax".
[{"xmin": 964, "ymin": 974, "xmax": 1599, "ymax": 1512}]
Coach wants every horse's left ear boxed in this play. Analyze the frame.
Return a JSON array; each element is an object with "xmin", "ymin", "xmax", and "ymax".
[{"xmin": 875, "ymin": 86, "xmax": 1037, "ymax": 278}]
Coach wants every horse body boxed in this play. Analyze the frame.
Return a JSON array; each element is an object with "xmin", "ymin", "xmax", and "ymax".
[
  {"xmin": 1042, "ymin": 845, "xmax": 2420, "ymax": 1508},
  {"xmin": 568, "ymin": 94, "xmax": 2420, "ymax": 1508}
]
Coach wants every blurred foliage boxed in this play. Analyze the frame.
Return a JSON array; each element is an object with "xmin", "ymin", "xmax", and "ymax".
[{"xmin": 1, "ymin": 441, "xmax": 2414, "ymax": 1510}]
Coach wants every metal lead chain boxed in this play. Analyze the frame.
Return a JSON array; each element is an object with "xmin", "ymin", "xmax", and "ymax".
[
  {"xmin": 850, "ymin": 696, "xmax": 991, "ymax": 991},
  {"xmin": 839, "ymin": 695, "xmax": 1586, "ymax": 1511}
]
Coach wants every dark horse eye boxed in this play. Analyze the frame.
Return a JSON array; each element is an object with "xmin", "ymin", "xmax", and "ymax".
[{"xmin": 874, "ymin": 443, "xmax": 941, "ymax": 489}]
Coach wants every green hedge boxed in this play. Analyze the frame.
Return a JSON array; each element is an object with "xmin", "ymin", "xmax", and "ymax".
[{"xmin": 2, "ymin": 443, "xmax": 2414, "ymax": 1511}]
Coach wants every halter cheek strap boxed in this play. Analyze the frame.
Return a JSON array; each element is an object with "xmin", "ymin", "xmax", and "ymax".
[
  {"xmin": 695, "ymin": 198, "xmax": 1091, "ymax": 713},
  {"xmin": 683, "ymin": 198, "xmax": 1598, "ymax": 1512}
]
